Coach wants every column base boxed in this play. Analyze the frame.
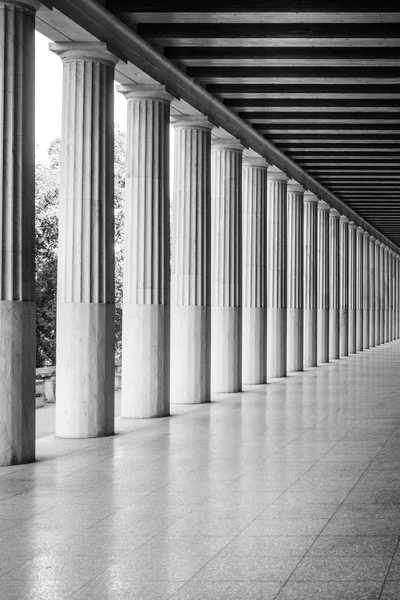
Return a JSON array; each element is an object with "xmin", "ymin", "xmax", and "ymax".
[
  {"xmin": 317, "ymin": 308, "xmax": 329, "ymax": 364},
  {"xmin": 242, "ymin": 307, "xmax": 267, "ymax": 385},
  {"xmin": 170, "ymin": 305, "xmax": 211, "ymax": 404},
  {"xmin": 304, "ymin": 308, "xmax": 317, "ymax": 368},
  {"xmin": 287, "ymin": 307, "xmax": 303, "ymax": 373},
  {"xmin": 121, "ymin": 304, "xmax": 170, "ymax": 418},
  {"xmin": 267, "ymin": 307, "xmax": 287, "ymax": 379},
  {"xmin": 211, "ymin": 306, "xmax": 242, "ymax": 393},
  {"xmin": 56, "ymin": 302, "xmax": 115, "ymax": 438},
  {"xmin": 0, "ymin": 301, "xmax": 35, "ymax": 466},
  {"xmin": 329, "ymin": 309, "xmax": 340, "ymax": 360}
]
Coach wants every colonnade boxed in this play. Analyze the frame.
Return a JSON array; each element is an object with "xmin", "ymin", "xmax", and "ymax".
[{"xmin": 1, "ymin": 1, "xmax": 400, "ymax": 465}]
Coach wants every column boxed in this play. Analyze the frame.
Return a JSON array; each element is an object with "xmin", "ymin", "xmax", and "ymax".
[
  {"xmin": 363, "ymin": 232, "xmax": 370, "ymax": 349},
  {"xmin": 369, "ymin": 236, "xmax": 375, "ymax": 348},
  {"xmin": 384, "ymin": 246, "xmax": 390, "ymax": 343},
  {"xmin": 356, "ymin": 227, "xmax": 364, "ymax": 352},
  {"xmin": 329, "ymin": 209, "xmax": 340, "ymax": 360},
  {"xmin": 0, "ymin": 0, "xmax": 38, "ymax": 466},
  {"xmin": 397, "ymin": 255, "xmax": 400, "ymax": 339},
  {"xmin": 242, "ymin": 155, "xmax": 268, "ymax": 384},
  {"xmin": 211, "ymin": 138, "xmax": 243, "ymax": 393},
  {"xmin": 170, "ymin": 116, "xmax": 213, "ymax": 404},
  {"xmin": 286, "ymin": 181, "xmax": 304, "ymax": 372},
  {"xmin": 303, "ymin": 192, "xmax": 318, "ymax": 368},
  {"xmin": 317, "ymin": 201, "xmax": 330, "ymax": 364},
  {"xmin": 380, "ymin": 243, "xmax": 385, "ymax": 345},
  {"xmin": 375, "ymin": 239, "xmax": 382, "ymax": 345},
  {"xmin": 339, "ymin": 216, "xmax": 349, "ymax": 357},
  {"xmin": 348, "ymin": 222, "xmax": 357, "ymax": 354},
  {"xmin": 51, "ymin": 43, "xmax": 118, "ymax": 438},
  {"xmin": 119, "ymin": 85, "xmax": 172, "ymax": 418},
  {"xmin": 390, "ymin": 251, "xmax": 395, "ymax": 340},
  {"xmin": 267, "ymin": 168, "xmax": 288, "ymax": 378}
]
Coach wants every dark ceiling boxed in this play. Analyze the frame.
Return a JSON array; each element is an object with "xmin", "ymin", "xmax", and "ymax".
[{"xmin": 108, "ymin": 1, "xmax": 400, "ymax": 246}]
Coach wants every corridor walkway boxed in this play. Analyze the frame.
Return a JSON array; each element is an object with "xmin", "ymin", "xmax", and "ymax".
[{"xmin": 1, "ymin": 343, "xmax": 400, "ymax": 599}]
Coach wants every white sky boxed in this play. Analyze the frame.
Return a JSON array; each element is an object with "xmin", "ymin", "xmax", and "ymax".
[{"xmin": 35, "ymin": 31, "xmax": 127, "ymax": 155}]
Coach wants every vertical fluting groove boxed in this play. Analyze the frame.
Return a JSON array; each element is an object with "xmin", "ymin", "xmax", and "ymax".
[
  {"xmin": 304, "ymin": 198, "xmax": 317, "ymax": 310},
  {"xmin": 172, "ymin": 126, "xmax": 211, "ymax": 306},
  {"xmin": 242, "ymin": 164, "xmax": 267, "ymax": 308},
  {"xmin": 317, "ymin": 205, "xmax": 329, "ymax": 310},
  {"xmin": 329, "ymin": 212, "xmax": 340, "ymax": 311},
  {"xmin": 267, "ymin": 178, "xmax": 287, "ymax": 308},
  {"xmin": 211, "ymin": 147, "xmax": 242, "ymax": 307},
  {"xmin": 123, "ymin": 96, "xmax": 170, "ymax": 305},
  {"xmin": 287, "ymin": 191, "xmax": 304, "ymax": 309},
  {"xmin": 363, "ymin": 233, "xmax": 370, "ymax": 349},
  {"xmin": 58, "ymin": 58, "xmax": 114, "ymax": 303},
  {"xmin": 0, "ymin": 3, "xmax": 35, "ymax": 301}
]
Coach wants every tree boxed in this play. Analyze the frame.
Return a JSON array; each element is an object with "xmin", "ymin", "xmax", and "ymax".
[{"xmin": 35, "ymin": 128, "xmax": 126, "ymax": 367}]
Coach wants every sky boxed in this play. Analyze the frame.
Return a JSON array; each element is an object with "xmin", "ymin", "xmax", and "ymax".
[{"xmin": 35, "ymin": 31, "xmax": 127, "ymax": 156}]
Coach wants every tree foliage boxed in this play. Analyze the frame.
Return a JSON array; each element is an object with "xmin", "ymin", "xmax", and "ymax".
[{"xmin": 35, "ymin": 128, "xmax": 126, "ymax": 367}]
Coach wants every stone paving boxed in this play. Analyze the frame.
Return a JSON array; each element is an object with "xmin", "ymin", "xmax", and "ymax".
[{"xmin": 2, "ymin": 341, "xmax": 400, "ymax": 599}]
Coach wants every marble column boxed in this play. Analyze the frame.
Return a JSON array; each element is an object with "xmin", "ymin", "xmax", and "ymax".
[
  {"xmin": 267, "ymin": 168, "xmax": 288, "ymax": 378},
  {"xmin": 356, "ymin": 227, "xmax": 364, "ymax": 352},
  {"xmin": 390, "ymin": 251, "xmax": 395, "ymax": 341},
  {"xmin": 388, "ymin": 250, "xmax": 393, "ymax": 341},
  {"xmin": 369, "ymin": 236, "xmax": 375, "ymax": 348},
  {"xmin": 363, "ymin": 232, "xmax": 370, "ymax": 350},
  {"xmin": 51, "ymin": 43, "xmax": 118, "ymax": 438},
  {"xmin": 380, "ymin": 243, "xmax": 386, "ymax": 345},
  {"xmin": 303, "ymin": 192, "xmax": 318, "ymax": 368},
  {"xmin": 348, "ymin": 222, "xmax": 357, "ymax": 354},
  {"xmin": 339, "ymin": 216, "xmax": 349, "ymax": 357},
  {"xmin": 375, "ymin": 240, "xmax": 382, "ymax": 345},
  {"xmin": 317, "ymin": 201, "xmax": 330, "ymax": 364},
  {"xmin": 397, "ymin": 255, "xmax": 400, "ymax": 339},
  {"xmin": 170, "ymin": 116, "xmax": 213, "ymax": 404},
  {"xmin": 119, "ymin": 85, "xmax": 172, "ymax": 418},
  {"xmin": 384, "ymin": 246, "xmax": 390, "ymax": 343},
  {"xmin": 286, "ymin": 181, "xmax": 304, "ymax": 372},
  {"xmin": 0, "ymin": 0, "xmax": 38, "ymax": 466},
  {"xmin": 242, "ymin": 155, "xmax": 268, "ymax": 384},
  {"xmin": 329, "ymin": 209, "xmax": 340, "ymax": 360},
  {"xmin": 211, "ymin": 138, "xmax": 243, "ymax": 393}
]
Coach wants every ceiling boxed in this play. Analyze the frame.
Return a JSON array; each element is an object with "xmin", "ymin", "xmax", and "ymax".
[{"xmin": 106, "ymin": 1, "xmax": 400, "ymax": 246}]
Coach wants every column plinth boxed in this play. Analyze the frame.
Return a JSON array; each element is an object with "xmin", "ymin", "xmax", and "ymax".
[
  {"xmin": 317, "ymin": 200, "xmax": 330, "ymax": 364},
  {"xmin": 51, "ymin": 42, "xmax": 118, "ymax": 438},
  {"xmin": 267, "ymin": 168, "xmax": 288, "ymax": 378},
  {"xmin": 286, "ymin": 181, "xmax": 304, "ymax": 372},
  {"xmin": 211, "ymin": 138, "xmax": 244, "ymax": 393},
  {"xmin": 329, "ymin": 209, "xmax": 340, "ymax": 360},
  {"xmin": 348, "ymin": 222, "xmax": 357, "ymax": 354},
  {"xmin": 339, "ymin": 216, "xmax": 349, "ymax": 357},
  {"xmin": 242, "ymin": 156, "xmax": 268, "ymax": 384},
  {"xmin": 356, "ymin": 227, "xmax": 364, "ymax": 352},
  {"xmin": 304, "ymin": 192, "xmax": 318, "ymax": 368},
  {"xmin": 369, "ymin": 236, "xmax": 376, "ymax": 348},
  {"xmin": 170, "ymin": 116, "xmax": 213, "ymax": 404},
  {"xmin": 118, "ymin": 85, "xmax": 172, "ymax": 418}
]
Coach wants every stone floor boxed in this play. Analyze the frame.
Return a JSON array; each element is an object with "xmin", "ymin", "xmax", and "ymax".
[{"xmin": 2, "ymin": 342, "xmax": 400, "ymax": 599}]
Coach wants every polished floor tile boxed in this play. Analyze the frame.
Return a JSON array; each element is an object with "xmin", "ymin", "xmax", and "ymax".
[{"xmin": 2, "ymin": 341, "xmax": 400, "ymax": 598}]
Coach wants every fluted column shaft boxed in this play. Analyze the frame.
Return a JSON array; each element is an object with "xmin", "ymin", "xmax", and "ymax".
[
  {"xmin": 51, "ymin": 43, "xmax": 118, "ymax": 438},
  {"xmin": 317, "ymin": 201, "xmax": 330, "ymax": 364},
  {"xmin": 397, "ymin": 256, "xmax": 400, "ymax": 339},
  {"xmin": 286, "ymin": 182, "xmax": 304, "ymax": 372},
  {"xmin": 369, "ymin": 237, "xmax": 376, "ymax": 347},
  {"xmin": 384, "ymin": 247, "xmax": 390, "ymax": 343},
  {"xmin": 242, "ymin": 157, "xmax": 268, "ymax": 384},
  {"xmin": 375, "ymin": 240, "xmax": 382, "ymax": 345},
  {"xmin": 119, "ymin": 86, "xmax": 172, "ymax": 418},
  {"xmin": 170, "ymin": 117, "xmax": 213, "ymax": 404},
  {"xmin": 0, "ymin": 0, "xmax": 38, "ymax": 465},
  {"xmin": 304, "ymin": 192, "xmax": 318, "ymax": 368},
  {"xmin": 356, "ymin": 227, "xmax": 364, "ymax": 352},
  {"xmin": 348, "ymin": 222, "xmax": 357, "ymax": 354},
  {"xmin": 380, "ymin": 244, "xmax": 385, "ymax": 345},
  {"xmin": 329, "ymin": 209, "xmax": 340, "ymax": 360},
  {"xmin": 362, "ymin": 232, "xmax": 370, "ymax": 349},
  {"xmin": 339, "ymin": 216, "xmax": 349, "ymax": 357},
  {"xmin": 267, "ymin": 169, "xmax": 288, "ymax": 378},
  {"xmin": 211, "ymin": 139, "xmax": 243, "ymax": 393},
  {"xmin": 390, "ymin": 251, "xmax": 395, "ymax": 341}
]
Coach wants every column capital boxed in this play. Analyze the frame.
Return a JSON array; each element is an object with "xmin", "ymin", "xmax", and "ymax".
[
  {"xmin": 340, "ymin": 215, "xmax": 349, "ymax": 224},
  {"xmin": 384, "ymin": 245, "xmax": 390, "ymax": 253},
  {"xmin": 49, "ymin": 42, "xmax": 120, "ymax": 66},
  {"xmin": 349, "ymin": 221, "xmax": 357, "ymax": 230},
  {"xmin": 268, "ymin": 166, "xmax": 288, "ymax": 182},
  {"xmin": 117, "ymin": 84, "xmax": 174, "ymax": 103},
  {"xmin": 318, "ymin": 200, "xmax": 330, "ymax": 211},
  {"xmin": 304, "ymin": 191, "xmax": 319, "ymax": 203},
  {"xmin": 212, "ymin": 137, "xmax": 244, "ymax": 152},
  {"xmin": 3, "ymin": 0, "xmax": 40, "ymax": 11},
  {"xmin": 364, "ymin": 231, "xmax": 371, "ymax": 239},
  {"xmin": 287, "ymin": 180, "xmax": 304, "ymax": 193},
  {"xmin": 376, "ymin": 238, "xmax": 382, "ymax": 246},
  {"xmin": 171, "ymin": 114, "xmax": 213, "ymax": 131},
  {"xmin": 381, "ymin": 242, "xmax": 386, "ymax": 249},
  {"xmin": 242, "ymin": 156, "xmax": 269, "ymax": 168},
  {"xmin": 356, "ymin": 226, "xmax": 364, "ymax": 236},
  {"xmin": 330, "ymin": 208, "xmax": 340, "ymax": 219}
]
